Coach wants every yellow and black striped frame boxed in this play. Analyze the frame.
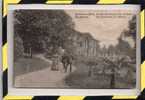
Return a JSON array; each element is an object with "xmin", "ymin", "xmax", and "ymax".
[{"xmin": 2, "ymin": 0, "xmax": 145, "ymax": 100}]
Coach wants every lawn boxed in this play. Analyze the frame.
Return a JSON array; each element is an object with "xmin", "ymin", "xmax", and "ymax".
[
  {"xmin": 65, "ymin": 62, "xmax": 110, "ymax": 89},
  {"xmin": 14, "ymin": 57, "xmax": 50, "ymax": 77},
  {"xmin": 65, "ymin": 61, "xmax": 136, "ymax": 89}
]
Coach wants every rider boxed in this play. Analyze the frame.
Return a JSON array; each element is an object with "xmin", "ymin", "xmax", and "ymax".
[{"xmin": 61, "ymin": 51, "xmax": 74, "ymax": 72}]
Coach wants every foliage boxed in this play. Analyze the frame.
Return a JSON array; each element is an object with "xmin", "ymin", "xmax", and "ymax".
[
  {"xmin": 14, "ymin": 10, "xmax": 74, "ymax": 56},
  {"xmin": 115, "ymin": 15, "xmax": 136, "ymax": 57},
  {"xmin": 121, "ymin": 15, "xmax": 136, "ymax": 40},
  {"xmin": 128, "ymin": 15, "xmax": 136, "ymax": 40}
]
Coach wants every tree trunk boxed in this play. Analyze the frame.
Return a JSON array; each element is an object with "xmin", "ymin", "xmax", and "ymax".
[
  {"xmin": 110, "ymin": 68, "xmax": 115, "ymax": 88},
  {"xmin": 30, "ymin": 47, "xmax": 32, "ymax": 58},
  {"xmin": 88, "ymin": 66, "xmax": 92, "ymax": 77}
]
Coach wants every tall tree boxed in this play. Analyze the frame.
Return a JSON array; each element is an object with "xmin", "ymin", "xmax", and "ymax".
[{"xmin": 14, "ymin": 10, "xmax": 74, "ymax": 56}]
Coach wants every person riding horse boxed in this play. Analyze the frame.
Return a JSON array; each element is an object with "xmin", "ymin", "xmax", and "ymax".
[{"xmin": 61, "ymin": 53, "xmax": 73, "ymax": 73}]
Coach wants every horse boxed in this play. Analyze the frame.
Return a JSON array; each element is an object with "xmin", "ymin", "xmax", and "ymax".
[{"xmin": 61, "ymin": 55, "xmax": 73, "ymax": 73}]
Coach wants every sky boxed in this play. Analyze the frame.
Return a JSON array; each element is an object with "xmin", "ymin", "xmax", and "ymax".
[{"xmin": 65, "ymin": 10, "xmax": 136, "ymax": 47}]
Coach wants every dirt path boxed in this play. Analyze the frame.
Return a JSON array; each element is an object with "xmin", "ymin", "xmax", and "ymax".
[{"xmin": 14, "ymin": 54, "xmax": 76, "ymax": 88}]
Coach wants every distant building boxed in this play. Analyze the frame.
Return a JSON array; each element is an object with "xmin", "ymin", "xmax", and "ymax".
[{"xmin": 70, "ymin": 30, "xmax": 100, "ymax": 58}]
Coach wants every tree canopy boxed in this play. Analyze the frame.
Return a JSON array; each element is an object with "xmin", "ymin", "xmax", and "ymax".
[{"xmin": 14, "ymin": 10, "xmax": 74, "ymax": 55}]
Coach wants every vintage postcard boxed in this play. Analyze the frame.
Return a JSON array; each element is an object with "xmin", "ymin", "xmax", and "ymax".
[{"xmin": 7, "ymin": 5, "xmax": 140, "ymax": 95}]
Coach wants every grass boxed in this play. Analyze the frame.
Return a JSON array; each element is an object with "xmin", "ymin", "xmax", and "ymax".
[
  {"xmin": 65, "ymin": 61, "xmax": 136, "ymax": 89},
  {"xmin": 14, "ymin": 57, "xmax": 50, "ymax": 77},
  {"xmin": 65, "ymin": 62, "xmax": 111, "ymax": 89}
]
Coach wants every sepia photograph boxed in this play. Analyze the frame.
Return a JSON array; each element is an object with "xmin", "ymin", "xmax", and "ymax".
[{"xmin": 8, "ymin": 5, "xmax": 140, "ymax": 90}]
